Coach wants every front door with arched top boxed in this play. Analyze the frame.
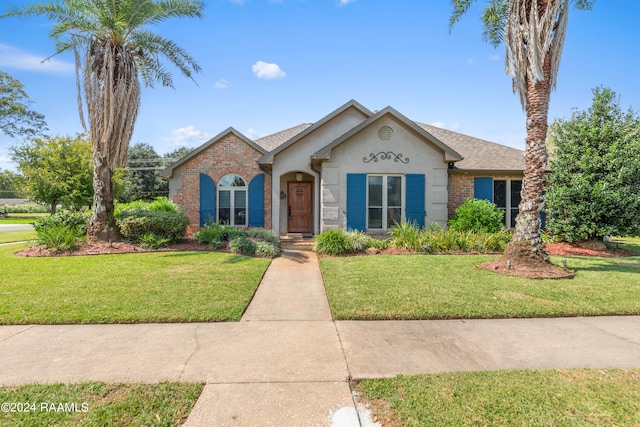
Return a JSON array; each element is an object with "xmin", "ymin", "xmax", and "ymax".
[{"xmin": 287, "ymin": 181, "xmax": 312, "ymax": 233}]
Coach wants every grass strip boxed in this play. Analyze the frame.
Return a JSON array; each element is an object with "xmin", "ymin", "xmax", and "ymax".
[
  {"xmin": 321, "ymin": 239, "xmax": 640, "ymax": 320},
  {"xmin": 0, "ymin": 244, "xmax": 270, "ymax": 324},
  {"xmin": 0, "ymin": 382, "xmax": 203, "ymax": 426},
  {"xmin": 356, "ymin": 369, "xmax": 640, "ymax": 426},
  {"xmin": 0, "ymin": 230, "xmax": 37, "ymax": 244}
]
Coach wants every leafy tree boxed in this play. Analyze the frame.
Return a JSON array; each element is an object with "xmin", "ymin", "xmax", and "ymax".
[
  {"xmin": 4, "ymin": 0, "xmax": 204, "ymax": 241},
  {"xmin": 449, "ymin": 0, "xmax": 593, "ymax": 270},
  {"xmin": 0, "ymin": 71, "xmax": 48, "ymax": 140},
  {"xmin": 11, "ymin": 135, "xmax": 93, "ymax": 214},
  {"xmin": 545, "ymin": 87, "xmax": 640, "ymax": 241},
  {"xmin": 165, "ymin": 146, "xmax": 193, "ymax": 164},
  {"xmin": 121, "ymin": 143, "xmax": 168, "ymax": 202},
  {"xmin": 0, "ymin": 169, "xmax": 26, "ymax": 198}
]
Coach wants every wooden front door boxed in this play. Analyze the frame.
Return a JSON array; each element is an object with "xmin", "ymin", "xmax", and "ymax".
[{"xmin": 288, "ymin": 181, "xmax": 312, "ymax": 233}]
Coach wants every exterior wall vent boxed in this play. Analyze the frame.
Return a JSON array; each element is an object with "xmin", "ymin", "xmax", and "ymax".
[{"xmin": 378, "ymin": 126, "xmax": 393, "ymax": 141}]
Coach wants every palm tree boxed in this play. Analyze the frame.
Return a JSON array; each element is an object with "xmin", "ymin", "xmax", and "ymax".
[
  {"xmin": 3, "ymin": 0, "xmax": 204, "ymax": 241},
  {"xmin": 450, "ymin": 0, "xmax": 593, "ymax": 272}
]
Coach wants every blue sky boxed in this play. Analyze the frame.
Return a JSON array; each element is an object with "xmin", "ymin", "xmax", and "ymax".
[{"xmin": 1, "ymin": 0, "xmax": 639, "ymax": 171}]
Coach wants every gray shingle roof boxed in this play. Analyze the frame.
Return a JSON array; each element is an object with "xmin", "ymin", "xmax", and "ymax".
[
  {"xmin": 254, "ymin": 123, "xmax": 313, "ymax": 152},
  {"xmin": 253, "ymin": 120, "xmax": 525, "ymax": 172},
  {"xmin": 416, "ymin": 123, "xmax": 525, "ymax": 172}
]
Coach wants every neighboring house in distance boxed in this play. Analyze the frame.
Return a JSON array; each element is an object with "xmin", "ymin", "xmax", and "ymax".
[{"xmin": 160, "ymin": 100, "xmax": 525, "ymax": 236}]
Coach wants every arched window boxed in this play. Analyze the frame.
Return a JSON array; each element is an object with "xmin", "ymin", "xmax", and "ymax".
[{"xmin": 218, "ymin": 174, "xmax": 247, "ymax": 226}]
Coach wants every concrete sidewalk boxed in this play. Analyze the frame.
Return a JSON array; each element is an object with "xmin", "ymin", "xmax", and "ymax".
[{"xmin": 1, "ymin": 241, "xmax": 639, "ymax": 426}]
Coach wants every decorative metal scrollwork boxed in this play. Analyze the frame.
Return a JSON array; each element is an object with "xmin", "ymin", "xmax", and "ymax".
[{"xmin": 362, "ymin": 151, "xmax": 409, "ymax": 164}]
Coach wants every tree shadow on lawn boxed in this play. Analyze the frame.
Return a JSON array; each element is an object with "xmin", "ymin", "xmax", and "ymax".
[{"xmin": 561, "ymin": 256, "xmax": 640, "ymax": 274}]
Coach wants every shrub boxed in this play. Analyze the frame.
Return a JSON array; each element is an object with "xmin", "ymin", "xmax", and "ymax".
[
  {"xmin": 139, "ymin": 232, "xmax": 172, "ymax": 249},
  {"xmin": 210, "ymin": 239, "xmax": 224, "ymax": 250},
  {"xmin": 448, "ymin": 198, "xmax": 504, "ymax": 233},
  {"xmin": 255, "ymin": 241, "xmax": 281, "ymax": 258},
  {"xmin": 245, "ymin": 228, "xmax": 279, "ymax": 244},
  {"xmin": 116, "ymin": 209, "xmax": 189, "ymax": 244},
  {"xmin": 194, "ymin": 223, "xmax": 233, "ymax": 244},
  {"xmin": 33, "ymin": 211, "xmax": 90, "ymax": 252},
  {"xmin": 390, "ymin": 221, "xmax": 422, "ymax": 250},
  {"xmin": 367, "ymin": 238, "xmax": 389, "ymax": 251},
  {"xmin": 1, "ymin": 202, "xmax": 50, "ymax": 214},
  {"xmin": 388, "ymin": 221, "xmax": 511, "ymax": 254},
  {"xmin": 148, "ymin": 196, "xmax": 181, "ymax": 213},
  {"xmin": 314, "ymin": 229, "xmax": 351, "ymax": 255},
  {"xmin": 228, "ymin": 236, "xmax": 257, "ymax": 256},
  {"xmin": 346, "ymin": 230, "xmax": 370, "ymax": 253}
]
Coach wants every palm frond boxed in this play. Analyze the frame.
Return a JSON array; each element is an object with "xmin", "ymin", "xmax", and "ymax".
[
  {"xmin": 129, "ymin": 30, "xmax": 201, "ymax": 87},
  {"xmin": 481, "ymin": 0, "xmax": 508, "ymax": 46},
  {"xmin": 449, "ymin": 0, "xmax": 476, "ymax": 32}
]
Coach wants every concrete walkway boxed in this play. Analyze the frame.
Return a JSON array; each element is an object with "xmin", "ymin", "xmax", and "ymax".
[{"xmin": 1, "ymin": 241, "xmax": 639, "ymax": 426}]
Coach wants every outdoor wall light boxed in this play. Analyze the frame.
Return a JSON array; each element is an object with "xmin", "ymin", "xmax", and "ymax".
[
  {"xmin": 280, "ymin": 191, "xmax": 286, "ymax": 200},
  {"xmin": 296, "ymin": 172, "xmax": 303, "ymax": 181}
]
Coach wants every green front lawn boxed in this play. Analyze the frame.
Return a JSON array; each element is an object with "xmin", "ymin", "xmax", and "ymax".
[
  {"xmin": 0, "ymin": 243, "xmax": 270, "ymax": 324},
  {"xmin": 0, "ymin": 382, "xmax": 203, "ymax": 426},
  {"xmin": 0, "ymin": 230, "xmax": 37, "ymax": 244},
  {"xmin": 356, "ymin": 369, "xmax": 640, "ymax": 426},
  {"xmin": 0, "ymin": 213, "xmax": 47, "ymax": 224},
  {"xmin": 321, "ymin": 242, "xmax": 640, "ymax": 320}
]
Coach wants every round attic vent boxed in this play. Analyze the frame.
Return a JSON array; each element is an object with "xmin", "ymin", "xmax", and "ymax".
[{"xmin": 378, "ymin": 126, "xmax": 393, "ymax": 141}]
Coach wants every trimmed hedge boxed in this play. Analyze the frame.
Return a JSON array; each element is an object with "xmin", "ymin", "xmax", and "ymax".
[{"xmin": 114, "ymin": 197, "xmax": 189, "ymax": 246}]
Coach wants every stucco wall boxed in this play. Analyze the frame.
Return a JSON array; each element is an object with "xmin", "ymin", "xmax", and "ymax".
[
  {"xmin": 170, "ymin": 133, "xmax": 271, "ymax": 234},
  {"xmin": 271, "ymin": 106, "xmax": 369, "ymax": 235},
  {"xmin": 320, "ymin": 115, "xmax": 450, "ymax": 231}
]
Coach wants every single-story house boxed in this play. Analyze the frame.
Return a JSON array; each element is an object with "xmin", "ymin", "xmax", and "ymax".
[{"xmin": 160, "ymin": 100, "xmax": 525, "ymax": 236}]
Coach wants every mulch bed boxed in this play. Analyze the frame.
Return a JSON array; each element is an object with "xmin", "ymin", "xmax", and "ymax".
[
  {"xmin": 15, "ymin": 240, "xmax": 215, "ymax": 257},
  {"xmin": 545, "ymin": 242, "xmax": 634, "ymax": 258},
  {"xmin": 14, "ymin": 239, "xmax": 635, "ymax": 260}
]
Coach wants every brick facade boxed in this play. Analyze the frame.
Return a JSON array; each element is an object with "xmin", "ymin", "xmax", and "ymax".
[
  {"xmin": 173, "ymin": 133, "xmax": 271, "ymax": 234},
  {"xmin": 447, "ymin": 174, "xmax": 474, "ymax": 217}
]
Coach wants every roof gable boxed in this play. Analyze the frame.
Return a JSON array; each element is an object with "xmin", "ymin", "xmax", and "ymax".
[
  {"xmin": 312, "ymin": 106, "xmax": 463, "ymax": 162},
  {"xmin": 159, "ymin": 127, "xmax": 266, "ymax": 178},
  {"xmin": 258, "ymin": 99, "xmax": 373, "ymax": 165}
]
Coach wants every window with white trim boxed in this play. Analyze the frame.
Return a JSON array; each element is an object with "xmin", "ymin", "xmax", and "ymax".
[
  {"xmin": 494, "ymin": 179, "xmax": 522, "ymax": 228},
  {"xmin": 367, "ymin": 175, "xmax": 402, "ymax": 230},
  {"xmin": 218, "ymin": 174, "xmax": 247, "ymax": 226}
]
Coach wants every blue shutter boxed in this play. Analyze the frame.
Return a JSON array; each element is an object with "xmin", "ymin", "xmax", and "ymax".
[
  {"xmin": 405, "ymin": 174, "xmax": 426, "ymax": 228},
  {"xmin": 346, "ymin": 173, "xmax": 366, "ymax": 231},
  {"xmin": 248, "ymin": 173, "xmax": 265, "ymax": 227},
  {"xmin": 474, "ymin": 177, "xmax": 493, "ymax": 202},
  {"xmin": 199, "ymin": 173, "xmax": 216, "ymax": 227}
]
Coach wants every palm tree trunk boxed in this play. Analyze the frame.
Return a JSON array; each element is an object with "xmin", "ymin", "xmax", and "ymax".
[
  {"xmin": 501, "ymin": 56, "xmax": 552, "ymax": 266},
  {"xmin": 87, "ymin": 153, "xmax": 118, "ymax": 241}
]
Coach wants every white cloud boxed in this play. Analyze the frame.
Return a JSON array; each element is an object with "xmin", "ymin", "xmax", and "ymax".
[
  {"xmin": 467, "ymin": 58, "xmax": 475, "ymax": 64},
  {"xmin": 338, "ymin": 0, "xmax": 357, "ymax": 5},
  {"xmin": 0, "ymin": 44, "xmax": 74, "ymax": 74},
  {"xmin": 214, "ymin": 79, "xmax": 228, "ymax": 89},
  {"xmin": 162, "ymin": 125, "xmax": 212, "ymax": 147},
  {"xmin": 490, "ymin": 54, "xmax": 501, "ymax": 61},
  {"xmin": 430, "ymin": 121, "xmax": 461, "ymax": 132},
  {"xmin": 229, "ymin": 0, "xmax": 245, "ymax": 4},
  {"xmin": 252, "ymin": 61, "xmax": 286, "ymax": 80},
  {"xmin": 245, "ymin": 128, "xmax": 260, "ymax": 139}
]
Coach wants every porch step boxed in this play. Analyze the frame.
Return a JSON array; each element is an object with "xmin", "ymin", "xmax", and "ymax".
[{"xmin": 280, "ymin": 234, "xmax": 314, "ymax": 250}]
